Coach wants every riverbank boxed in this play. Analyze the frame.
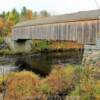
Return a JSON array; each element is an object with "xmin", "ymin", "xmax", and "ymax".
[
  {"xmin": 0, "ymin": 47, "xmax": 84, "ymax": 56},
  {"xmin": 0, "ymin": 65, "xmax": 99, "ymax": 100},
  {"xmin": 2, "ymin": 39, "xmax": 84, "ymax": 55}
]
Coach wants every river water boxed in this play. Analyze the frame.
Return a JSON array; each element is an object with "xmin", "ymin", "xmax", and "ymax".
[{"xmin": 0, "ymin": 50, "xmax": 84, "ymax": 76}]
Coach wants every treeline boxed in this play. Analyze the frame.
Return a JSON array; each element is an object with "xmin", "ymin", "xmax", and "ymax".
[{"xmin": 0, "ymin": 6, "xmax": 50, "ymax": 36}]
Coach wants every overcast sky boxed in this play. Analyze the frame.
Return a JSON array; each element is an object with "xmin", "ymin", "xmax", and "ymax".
[{"xmin": 0, "ymin": 0, "xmax": 100, "ymax": 15}]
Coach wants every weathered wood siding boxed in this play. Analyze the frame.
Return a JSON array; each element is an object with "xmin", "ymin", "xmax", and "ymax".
[
  {"xmin": 12, "ymin": 20, "xmax": 100, "ymax": 44},
  {"xmin": 84, "ymin": 31, "xmax": 100, "ymax": 50}
]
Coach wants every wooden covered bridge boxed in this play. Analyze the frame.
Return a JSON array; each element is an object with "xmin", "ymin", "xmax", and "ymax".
[{"xmin": 11, "ymin": 10, "xmax": 100, "ymax": 52}]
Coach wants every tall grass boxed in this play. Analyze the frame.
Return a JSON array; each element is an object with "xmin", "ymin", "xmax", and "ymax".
[
  {"xmin": 0, "ymin": 65, "xmax": 99, "ymax": 100},
  {"xmin": 0, "ymin": 37, "xmax": 4, "ymax": 44}
]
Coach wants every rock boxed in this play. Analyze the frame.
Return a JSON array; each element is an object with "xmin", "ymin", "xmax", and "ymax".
[
  {"xmin": 0, "ymin": 43, "xmax": 8, "ymax": 49},
  {"xmin": 0, "ymin": 93, "xmax": 3, "ymax": 100},
  {"xmin": 83, "ymin": 51, "xmax": 100, "ymax": 67}
]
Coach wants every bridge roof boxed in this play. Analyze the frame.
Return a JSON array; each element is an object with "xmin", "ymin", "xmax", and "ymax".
[{"xmin": 14, "ymin": 9, "xmax": 100, "ymax": 28}]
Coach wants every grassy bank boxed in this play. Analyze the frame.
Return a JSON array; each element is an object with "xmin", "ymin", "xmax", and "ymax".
[
  {"xmin": 0, "ymin": 37, "xmax": 4, "ymax": 44},
  {"xmin": 0, "ymin": 39, "xmax": 84, "ymax": 56},
  {"xmin": 32, "ymin": 40, "xmax": 84, "ymax": 52},
  {"xmin": 0, "ymin": 65, "xmax": 99, "ymax": 100}
]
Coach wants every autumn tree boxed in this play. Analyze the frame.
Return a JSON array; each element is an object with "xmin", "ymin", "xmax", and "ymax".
[
  {"xmin": 26, "ymin": 10, "xmax": 33, "ymax": 20},
  {"xmin": 4, "ymin": 9, "xmax": 20, "ymax": 36},
  {"xmin": 0, "ymin": 7, "xmax": 51, "ymax": 36},
  {"xmin": 7, "ymin": 9, "xmax": 20, "ymax": 24},
  {"xmin": 0, "ymin": 18, "xmax": 4, "ymax": 30},
  {"xmin": 0, "ymin": 18, "xmax": 4, "ymax": 36},
  {"xmin": 21, "ymin": 7, "xmax": 33, "ymax": 21}
]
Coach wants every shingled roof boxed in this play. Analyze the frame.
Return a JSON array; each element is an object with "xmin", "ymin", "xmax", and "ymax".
[{"xmin": 14, "ymin": 9, "xmax": 100, "ymax": 28}]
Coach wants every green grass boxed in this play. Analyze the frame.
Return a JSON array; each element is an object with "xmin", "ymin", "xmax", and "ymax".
[
  {"xmin": 0, "ymin": 37, "xmax": 4, "ymax": 44},
  {"xmin": 32, "ymin": 40, "xmax": 50, "ymax": 51},
  {"xmin": 0, "ymin": 49, "xmax": 15, "ymax": 55}
]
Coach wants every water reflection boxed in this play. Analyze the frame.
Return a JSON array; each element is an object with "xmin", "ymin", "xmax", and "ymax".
[
  {"xmin": 15, "ymin": 49, "xmax": 84, "ymax": 76},
  {"xmin": 0, "ymin": 65, "xmax": 18, "ymax": 75}
]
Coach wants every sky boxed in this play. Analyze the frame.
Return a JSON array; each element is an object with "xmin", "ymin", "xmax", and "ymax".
[{"xmin": 0, "ymin": 0, "xmax": 100, "ymax": 15}]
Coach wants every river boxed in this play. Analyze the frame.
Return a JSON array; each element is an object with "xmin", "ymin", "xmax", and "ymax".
[{"xmin": 0, "ymin": 50, "xmax": 84, "ymax": 76}]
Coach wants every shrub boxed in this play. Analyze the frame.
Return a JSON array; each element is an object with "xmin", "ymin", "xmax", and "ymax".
[
  {"xmin": 4, "ymin": 71, "xmax": 40, "ymax": 100},
  {"xmin": 69, "ymin": 66, "xmax": 100, "ymax": 100},
  {"xmin": 0, "ymin": 49, "xmax": 13, "ymax": 55},
  {"xmin": 39, "ymin": 79, "xmax": 52, "ymax": 94},
  {"xmin": 3, "ymin": 65, "xmax": 99, "ymax": 100},
  {"xmin": 0, "ymin": 76, "xmax": 5, "ymax": 92},
  {"xmin": 40, "ymin": 66, "xmax": 76, "ymax": 94},
  {"xmin": 32, "ymin": 40, "xmax": 49, "ymax": 52},
  {"xmin": 69, "ymin": 86, "xmax": 80, "ymax": 96},
  {"xmin": 94, "ymin": 81, "xmax": 100, "ymax": 99}
]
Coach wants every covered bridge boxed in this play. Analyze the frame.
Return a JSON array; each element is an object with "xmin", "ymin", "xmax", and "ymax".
[
  {"xmin": 11, "ymin": 10, "xmax": 100, "ymax": 52},
  {"xmin": 13, "ymin": 10, "xmax": 100, "ymax": 44}
]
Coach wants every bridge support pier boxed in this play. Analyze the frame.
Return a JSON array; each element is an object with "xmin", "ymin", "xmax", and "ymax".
[{"xmin": 5, "ymin": 37, "xmax": 33, "ymax": 53}]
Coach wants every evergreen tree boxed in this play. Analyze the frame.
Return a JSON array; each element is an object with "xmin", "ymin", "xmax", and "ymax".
[{"xmin": 40, "ymin": 10, "xmax": 50, "ymax": 17}]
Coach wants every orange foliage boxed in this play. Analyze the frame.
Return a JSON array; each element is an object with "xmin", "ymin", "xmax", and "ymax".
[
  {"xmin": 26, "ymin": 10, "xmax": 33, "ymax": 20},
  {"xmin": 40, "ymin": 66, "xmax": 75, "ymax": 94},
  {"xmin": 5, "ymin": 20, "xmax": 14, "ymax": 29},
  {"xmin": 84, "ymin": 83, "xmax": 93, "ymax": 92},
  {"xmin": 4, "ymin": 67, "xmax": 76, "ymax": 99},
  {"xmin": 50, "ymin": 41, "xmax": 84, "ymax": 49},
  {"xmin": 4, "ymin": 71, "xmax": 40, "ymax": 100},
  {"xmin": 0, "ymin": 18, "xmax": 4, "ymax": 30}
]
